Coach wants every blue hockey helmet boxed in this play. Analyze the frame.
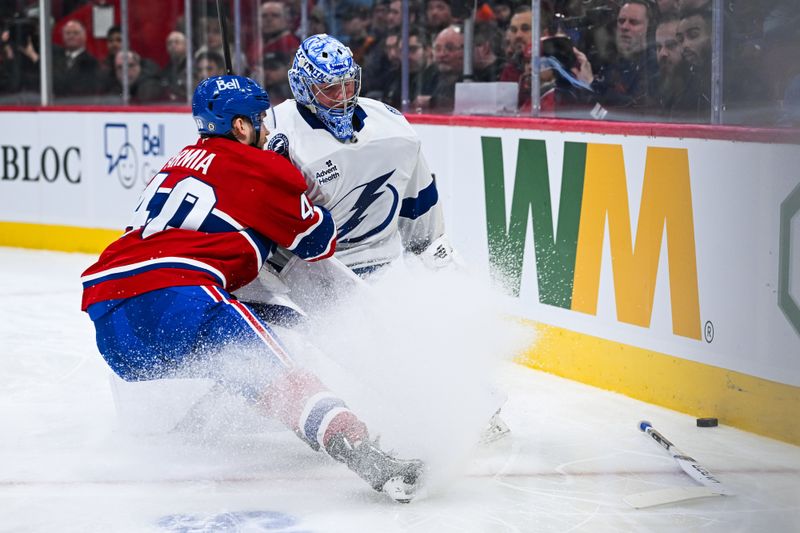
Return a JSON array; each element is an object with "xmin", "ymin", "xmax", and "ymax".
[
  {"xmin": 288, "ymin": 34, "xmax": 362, "ymax": 141},
  {"xmin": 192, "ymin": 75, "xmax": 270, "ymax": 137}
]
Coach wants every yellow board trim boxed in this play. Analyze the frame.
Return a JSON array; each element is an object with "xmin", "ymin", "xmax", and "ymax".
[
  {"xmin": 0, "ymin": 222, "xmax": 119, "ymax": 254},
  {"xmin": 518, "ymin": 321, "xmax": 800, "ymax": 446}
]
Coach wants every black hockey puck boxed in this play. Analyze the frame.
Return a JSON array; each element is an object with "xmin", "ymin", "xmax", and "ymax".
[{"xmin": 696, "ymin": 417, "xmax": 718, "ymax": 427}]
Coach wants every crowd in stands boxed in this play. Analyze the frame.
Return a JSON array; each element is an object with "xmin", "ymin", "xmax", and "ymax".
[{"xmin": 1, "ymin": 0, "xmax": 798, "ymax": 125}]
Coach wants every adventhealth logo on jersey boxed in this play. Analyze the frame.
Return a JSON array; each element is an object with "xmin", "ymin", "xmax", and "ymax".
[
  {"xmin": 482, "ymin": 138, "xmax": 701, "ymax": 340},
  {"xmin": 315, "ymin": 159, "xmax": 340, "ymax": 184}
]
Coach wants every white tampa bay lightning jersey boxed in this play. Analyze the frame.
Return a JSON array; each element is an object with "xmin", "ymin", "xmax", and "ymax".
[{"xmin": 264, "ymin": 97, "xmax": 445, "ymax": 271}]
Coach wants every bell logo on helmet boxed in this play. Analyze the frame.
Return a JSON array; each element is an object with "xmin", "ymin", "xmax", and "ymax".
[
  {"xmin": 192, "ymin": 75, "xmax": 270, "ymax": 137},
  {"xmin": 215, "ymin": 77, "xmax": 241, "ymax": 91}
]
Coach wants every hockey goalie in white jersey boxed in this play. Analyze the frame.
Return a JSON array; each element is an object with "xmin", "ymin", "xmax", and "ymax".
[
  {"xmin": 244, "ymin": 34, "xmax": 509, "ymax": 443},
  {"xmin": 264, "ymin": 33, "xmax": 453, "ymax": 276}
]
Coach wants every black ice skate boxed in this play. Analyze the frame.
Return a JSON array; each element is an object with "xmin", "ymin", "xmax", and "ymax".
[{"xmin": 326, "ymin": 434, "xmax": 425, "ymax": 503}]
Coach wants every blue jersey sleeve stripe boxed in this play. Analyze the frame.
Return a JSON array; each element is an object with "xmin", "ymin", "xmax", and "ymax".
[
  {"xmin": 242, "ymin": 228, "xmax": 273, "ymax": 268},
  {"xmin": 82, "ymin": 258, "xmax": 226, "ymax": 289},
  {"xmin": 399, "ymin": 180, "xmax": 439, "ymax": 220},
  {"xmin": 288, "ymin": 207, "xmax": 336, "ymax": 260},
  {"xmin": 199, "ymin": 213, "xmax": 239, "ymax": 233}
]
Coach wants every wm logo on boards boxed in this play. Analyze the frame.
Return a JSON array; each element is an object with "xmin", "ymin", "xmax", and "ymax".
[{"xmin": 482, "ymin": 138, "xmax": 701, "ymax": 340}]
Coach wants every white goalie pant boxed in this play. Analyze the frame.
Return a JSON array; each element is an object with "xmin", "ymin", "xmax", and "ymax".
[{"xmin": 236, "ymin": 255, "xmax": 366, "ymax": 318}]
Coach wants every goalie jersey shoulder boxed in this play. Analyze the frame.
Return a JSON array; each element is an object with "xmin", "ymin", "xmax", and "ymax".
[{"xmin": 265, "ymin": 98, "xmax": 419, "ymax": 163}]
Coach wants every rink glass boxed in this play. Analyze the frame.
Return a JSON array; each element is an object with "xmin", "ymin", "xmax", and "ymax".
[{"xmin": 0, "ymin": 0, "xmax": 797, "ymax": 128}]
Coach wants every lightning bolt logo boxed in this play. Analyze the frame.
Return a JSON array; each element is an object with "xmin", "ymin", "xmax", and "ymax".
[{"xmin": 335, "ymin": 170, "xmax": 398, "ymax": 243}]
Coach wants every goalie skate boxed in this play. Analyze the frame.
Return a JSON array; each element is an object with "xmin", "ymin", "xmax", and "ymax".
[
  {"xmin": 326, "ymin": 434, "xmax": 425, "ymax": 503},
  {"xmin": 480, "ymin": 410, "xmax": 511, "ymax": 444}
]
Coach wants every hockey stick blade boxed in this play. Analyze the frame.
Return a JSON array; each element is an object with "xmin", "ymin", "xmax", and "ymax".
[
  {"xmin": 638, "ymin": 421, "xmax": 733, "ymax": 496},
  {"xmin": 624, "ymin": 486, "xmax": 723, "ymax": 509}
]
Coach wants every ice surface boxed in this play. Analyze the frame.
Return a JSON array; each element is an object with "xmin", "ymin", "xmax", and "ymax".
[{"xmin": 1, "ymin": 247, "xmax": 799, "ymax": 532}]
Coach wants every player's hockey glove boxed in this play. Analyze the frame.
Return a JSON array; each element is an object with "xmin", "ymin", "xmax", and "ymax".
[
  {"xmin": 325, "ymin": 433, "xmax": 425, "ymax": 503},
  {"xmin": 417, "ymin": 234, "xmax": 463, "ymax": 270}
]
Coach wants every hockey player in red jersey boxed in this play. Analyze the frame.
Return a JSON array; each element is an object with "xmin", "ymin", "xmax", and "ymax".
[{"xmin": 80, "ymin": 75, "xmax": 423, "ymax": 502}]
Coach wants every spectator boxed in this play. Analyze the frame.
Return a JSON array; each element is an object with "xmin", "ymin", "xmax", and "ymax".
[
  {"xmin": 194, "ymin": 50, "xmax": 226, "ymax": 87},
  {"xmin": 280, "ymin": 0, "xmax": 304, "ymax": 33},
  {"xmin": 370, "ymin": 0, "xmax": 391, "ymax": 41},
  {"xmin": 309, "ymin": 7, "xmax": 327, "ymax": 35},
  {"xmin": 249, "ymin": 1, "xmax": 300, "ymax": 67},
  {"xmin": 671, "ymin": 7, "xmax": 712, "ymax": 120},
  {"xmin": 372, "ymin": 30, "xmax": 431, "ymax": 107},
  {"xmin": 0, "ymin": 16, "xmax": 40, "ymax": 95},
  {"xmin": 500, "ymin": 6, "xmax": 532, "ymax": 106},
  {"xmin": 471, "ymin": 21, "xmax": 504, "ymax": 82},
  {"xmin": 678, "ymin": 8, "xmax": 711, "ymax": 74},
  {"xmin": 655, "ymin": 17, "xmax": 682, "ymax": 78},
  {"xmin": 340, "ymin": 5, "xmax": 376, "ymax": 64},
  {"xmin": 590, "ymin": 0, "xmax": 659, "ymax": 112},
  {"xmin": 426, "ymin": 0, "xmax": 454, "ymax": 41},
  {"xmin": 53, "ymin": 19, "xmax": 100, "ymax": 97},
  {"xmin": 196, "ymin": 15, "xmax": 248, "ymax": 73},
  {"xmin": 491, "ymin": 0, "xmax": 514, "ymax": 31},
  {"xmin": 501, "ymin": 6, "xmax": 531, "ymax": 76},
  {"xmin": 363, "ymin": 30, "xmax": 399, "ymax": 99},
  {"xmin": 654, "ymin": 16, "xmax": 684, "ymax": 116},
  {"xmin": 106, "ymin": 50, "xmax": 164, "ymax": 103},
  {"xmin": 386, "ymin": 0, "xmax": 419, "ymax": 35},
  {"xmin": 616, "ymin": 1, "xmax": 652, "ymax": 58},
  {"xmin": 99, "ymin": 25, "xmax": 122, "ymax": 82},
  {"xmin": 416, "ymin": 24, "xmax": 464, "ymax": 112},
  {"xmin": 261, "ymin": 51, "xmax": 291, "ymax": 105},
  {"xmin": 160, "ymin": 30, "xmax": 188, "ymax": 103},
  {"xmin": 363, "ymin": 1, "xmax": 419, "ymax": 91}
]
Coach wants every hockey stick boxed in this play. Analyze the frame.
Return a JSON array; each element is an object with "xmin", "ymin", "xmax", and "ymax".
[
  {"xmin": 215, "ymin": 0, "xmax": 233, "ymax": 74},
  {"xmin": 639, "ymin": 421, "xmax": 731, "ymax": 494},
  {"xmin": 624, "ymin": 421, "xmax": 733, "ymax": 508}
]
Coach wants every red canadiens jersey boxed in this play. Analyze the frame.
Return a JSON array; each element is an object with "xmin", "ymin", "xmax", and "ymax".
[{"xmin": 81, "ymin": 137, "xmax": 336, "ymax": 310}]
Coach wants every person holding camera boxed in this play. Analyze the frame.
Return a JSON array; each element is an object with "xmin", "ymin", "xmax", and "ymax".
[{"xmin": 0, "ymin": 17, "xmax": 40, "ymax": 96}]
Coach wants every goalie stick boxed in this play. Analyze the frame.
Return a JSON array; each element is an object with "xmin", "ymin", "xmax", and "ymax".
[
  {"xmin": 639, "ymin": 420, "xmax": 731, "ymax": 494},
  {"xmin": 624, "ymin": 421, "xmax": 733, "ymax": 508}
]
